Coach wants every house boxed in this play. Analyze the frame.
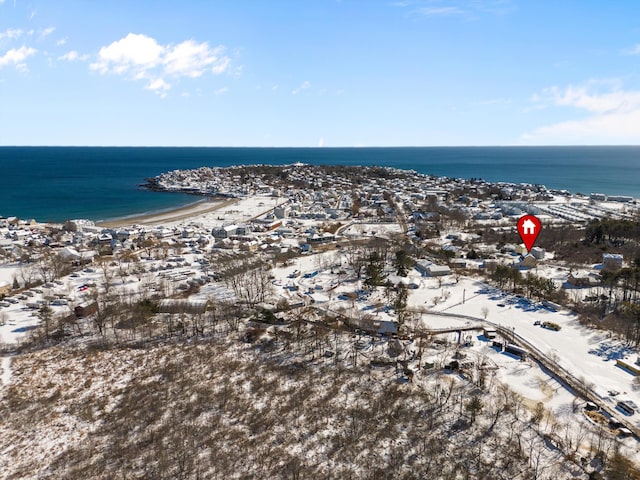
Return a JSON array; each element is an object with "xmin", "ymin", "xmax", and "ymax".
[
  {"xmin": 158, "ymin": 299, "xmax": 209, "ymax": 314},
  {"xmin": 349, "ymin": 316, "xmax": 398, "ymax": 335},
  {"xmin": 530, "ymin": 247, "xmax": 545, "ymax": 260},
  {"xmin": 97, "ymin": 233, "xmax": 113, "ymax": 244},
  {"xmin": 74, "ymin": 301, "xmax": 98, "ymax": 318},
  {"xmin": 153, "ymin": 227, "xmax": 175, "ymax": 239},
  {"xmin": 415, "ymin": 260, "xmax": 433, "ymax": 276},
  {"xmin": 442, "ymin": 244, "xmax": 462, "ymax": 257},
  {"xmin": 306, "ymin": 232, "xmax": 336, "ymax": 244},
  {"xmin": 60, "ymin": 247, "xmax": 97, "ymax": 266},
  {"xmin": 274, "ymin": 205, "xmax": 291, "ymax": 219},
  {"xmin": 212, "ymin": 224, "xmax": 238, "ymax": 239},
  {"xmin": 450, "ymin": 258, "xmax": 467, "ymax": 269},
  {"xmin": 483, "ymin": 328, "xmax": 497, "ymax": 339},
  {"xmin": 517, "ymin": 254, "xmax": 537, "ymax": 269},
  {"xmin": 0, "ymin": 239, "xmax": 13, "ymax": 254},
  {"xmin": 567, "ymin": 273, "xmax": 599, "ymax": 287},
  {"xmin": 515, "ymin": 244, "xmax": 528, "ymax": 256},
  {"xmin": 502, "ymin": 244, "xmax": 517, "ymax": 253},
  {"xmin": 482, "ymin": 259, "xmax": 498, "ymax": 272},
  {"xmin": 427, "ymin": 264, "xmax": 451, "ymax": 276},
  {"xmin": 0, "ymin": 281, "xmax": 11, "ymax": 296},
  {"xmin": 608, "ymin": 196, "xmax": 633, "ymax": 203},
  {"xmin": 603, "ymin": 253, "xmax": 623, "ymax": 271}
]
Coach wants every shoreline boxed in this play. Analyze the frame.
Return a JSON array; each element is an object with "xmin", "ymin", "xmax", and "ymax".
[{"xmin": 96, "ymin": 197, "xmax": 239, "ymax": 228}]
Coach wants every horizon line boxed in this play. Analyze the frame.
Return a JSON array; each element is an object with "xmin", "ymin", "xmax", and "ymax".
[{"xmin": 2, "ymin": 144, "xmax": 640, "ymax": 149}]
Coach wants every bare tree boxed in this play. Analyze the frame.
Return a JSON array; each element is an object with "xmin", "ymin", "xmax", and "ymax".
[
  {"xmin": 19, "ymin": 263, "xmax": 37, "ymax": 288},
  {"xmin": 223, "ymin": 259, "xmax": 272, "ymax": 308},
  {"xmin": 96, "ymin": 255, "xmax": 115, "ymax": 295}
]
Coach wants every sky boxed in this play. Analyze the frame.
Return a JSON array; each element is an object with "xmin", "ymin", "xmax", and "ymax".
[{"xmin": 1, "ymin": 0, "xmax": 640, "ymax": 147}]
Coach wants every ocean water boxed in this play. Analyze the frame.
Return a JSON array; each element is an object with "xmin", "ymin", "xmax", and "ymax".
[{"xmin": 1, "ymin": 146, "xmax": 639, "ymax": 223}]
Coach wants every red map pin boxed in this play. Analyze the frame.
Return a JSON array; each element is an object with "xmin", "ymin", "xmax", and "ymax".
[{"xmin": 517, "ymin": 214, "xmax": 542, "ymax": 253}]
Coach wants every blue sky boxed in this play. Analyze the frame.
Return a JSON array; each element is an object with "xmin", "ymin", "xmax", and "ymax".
[{"xmin": 1, "ymin": 0, "xmax": 640, "ymax": 146}]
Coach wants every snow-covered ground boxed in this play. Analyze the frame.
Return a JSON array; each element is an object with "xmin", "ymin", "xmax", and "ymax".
[
  {"xmin": 1, "ymin": 354, "xmax": 12, "ymax": 386},
  {"xmin": 3, "ymin": 191, "xmax": 640, "ymax": 467},
  {"xmin": 268, "ymin": 251, "xmax": 640, "ymax": 460}
]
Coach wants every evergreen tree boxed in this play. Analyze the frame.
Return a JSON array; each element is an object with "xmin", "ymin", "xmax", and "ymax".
[
  {"xmin": 465, "ymin": 395, "xmax": 483, "ymax": 424},
  {"xmin": 394, "ymin": 249, "xmax": 413, "ymax": 277},
  {"xmin": 393, "ymin": 283, "xmax": 409, "ymax": 325},
  {"xmin": 364, "ymin": 251, "xmax": 386, "ymax": 287}
]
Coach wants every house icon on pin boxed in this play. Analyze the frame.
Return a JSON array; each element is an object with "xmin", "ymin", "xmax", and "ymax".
[{"xmin": 522, "ymin": 218, "xmax": 536, "ymax": 235}]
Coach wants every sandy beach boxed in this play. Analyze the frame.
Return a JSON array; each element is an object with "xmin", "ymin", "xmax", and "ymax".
[{"xmin": 96, "ymin": 198, "xmax": 238, "ymax": 228}]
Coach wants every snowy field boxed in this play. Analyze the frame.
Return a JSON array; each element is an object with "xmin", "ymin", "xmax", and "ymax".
[
  {"xmin": 269, "ymin": 250, "xmax": 640, "ymax": 460},
  {"xmin": 3, "ymin": 192, "xmax": 640, "ymax": 468}
]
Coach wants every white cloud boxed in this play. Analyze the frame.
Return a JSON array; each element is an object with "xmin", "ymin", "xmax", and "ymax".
[
  {"xmin": 0, "ymin": 28, "xmax": 23, "ymax": 40},
  {"xmin": 163, "ymin": 40, "xmax": 229, "ymax": 78},
  {"xmin": 0, "ymin": 45, "xmax": 36, "ymax": 68},
  {"xmin": 58, "ymin": 50, "xmax": 89, "ymax": 62},
  {"xmin": 522, "ymin": 83, "xmax": 640, "ymax": 144},
  {"xmin": 56, "ymin": 38, "xmax": 67, "ymax": 46},
  {"xmin": 39, "ymin": 27, "xmax": 55, "ymax": 39},
  {"xmin": 475, "ymin": 97, "xmax": 511, "ymax": 106},
  {"xmin": 214, "ymin": 86, "xmax": 229, "ymax": 95},
  {"xmin": 395, "ymin": 0, "xmax": 514, "ymax": 18},
  {"xmin": 292, "ymin": 80, "xmax": 311, "ymax": 95},
  {"xmin": 211, "ymin": 56, "xmax": 230, "ymax": 75},
  {"xmin": 144, "ymin": 78, "xmax": 171, "ymax": 98},
  {"xmin": 535, "ymin": 84, "xmax": 640, "ymax": 114},
  {"xmin": 90, "ymin": 33, "xmax": 164, "ymax": 75},
  {"xmin": 622, "ymin": 44, "xmax": 640, "ymax": 56},
  {"xmin": 417, "ymin": 6, "xmax": 464, "ymax": 16},
  {"xmin": 90, "ymin": 33, "xmax": 231, "ymax": 97}
]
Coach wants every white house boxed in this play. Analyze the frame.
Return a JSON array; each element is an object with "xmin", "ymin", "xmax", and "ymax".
[
  {"xmin": 415, "ymin": 260, "xmax": 433, "ymax": 276},
  {"xmin": 427, "ymin": 265, "xmax": 451, "ymax": 277},
  {"xmin": 212, "ymin": 224, "xmax": 238, "ymax": 239},
  {"xmin": 530, "ymin": 247, "xmax": 545, "ymax": 260},
  {"xmin": 603, "ymin": 253, "xmax": 623, "ymax": 271}
]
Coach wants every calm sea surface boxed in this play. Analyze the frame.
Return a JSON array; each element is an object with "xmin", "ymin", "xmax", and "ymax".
[{"xmin": 1, "ymin": 146, "xmax": 639, "ymax": 222}]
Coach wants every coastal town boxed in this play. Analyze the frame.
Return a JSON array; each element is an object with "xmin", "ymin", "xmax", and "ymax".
[{"xmin": 2, "ymin": 163, "xmax": 640, "ymax": 478}]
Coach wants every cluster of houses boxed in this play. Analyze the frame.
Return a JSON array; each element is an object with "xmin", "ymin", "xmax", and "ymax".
[
  {"xmin": 153, "ymin": 165, "xmax": 639, "ymax": 236},
  {"xmin": 1, "ymin": 166, "xmax": 634, "ymax": 312}
]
